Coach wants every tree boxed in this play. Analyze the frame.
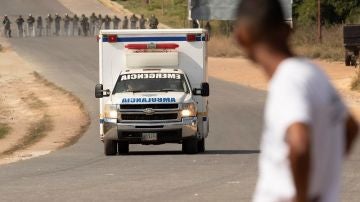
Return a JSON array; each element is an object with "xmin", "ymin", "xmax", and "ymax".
[{"xmin": 294, "ymin": 0, "xmax": 360, "ymax": 25}]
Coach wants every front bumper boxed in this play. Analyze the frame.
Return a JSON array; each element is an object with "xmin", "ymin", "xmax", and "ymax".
[{"xmin": 103, "ymin": 117, "xmax": 197, "ymax": 143}]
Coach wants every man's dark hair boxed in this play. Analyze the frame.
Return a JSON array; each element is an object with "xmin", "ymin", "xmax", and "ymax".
[{"xmin": 235, "ymin": 0, "xmax": 289, "ymax": 42}]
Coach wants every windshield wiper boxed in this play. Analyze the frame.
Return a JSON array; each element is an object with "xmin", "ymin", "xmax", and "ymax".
[
  {"xmin": 159, "ymin": 89, "xmax": 178, "ymax": 92},
  {"xmin": 125, "ymin": 90, "xmax": 142, "ymax": 93}
]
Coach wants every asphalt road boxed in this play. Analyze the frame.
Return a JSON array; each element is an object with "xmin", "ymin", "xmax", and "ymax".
[{"xmin": 0, "ymin": 1, "xmax": 359, "ymax": 202}]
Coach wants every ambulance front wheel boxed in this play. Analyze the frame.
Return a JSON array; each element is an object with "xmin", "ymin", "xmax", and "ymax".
[
  {"xmin": 118, "ymin": 141, "xmax": 129, "ymax": 154},
  {"xmin": 198, "ymin": 138, "xmax": 205, "ymax": 153},
  {"xmin": 104, "ymin": 139, "xmax": 117, "ymax": 156},
  {"xmin": 182, "ymin": 138, "xmax": 199, "ymax": 154}
]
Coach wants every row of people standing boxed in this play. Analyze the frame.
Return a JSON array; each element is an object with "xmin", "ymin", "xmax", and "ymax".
[{"xmin": 2, "ymin": 13, "xmax": 160, "ymax": 38}]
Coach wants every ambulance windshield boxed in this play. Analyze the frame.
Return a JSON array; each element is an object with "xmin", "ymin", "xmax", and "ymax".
[{"xmin": 113, "ymin": 73, "xmax": 190, "ymax": 94}]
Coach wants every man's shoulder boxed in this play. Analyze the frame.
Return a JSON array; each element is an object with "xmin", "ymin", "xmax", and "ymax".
[
  {"xmin": 275, "ymin": 58, "xmax": 324, "ymax": 83},
  {"xmin": 270, "ymin": 58, "xmax": 329, "ymax": 93}
]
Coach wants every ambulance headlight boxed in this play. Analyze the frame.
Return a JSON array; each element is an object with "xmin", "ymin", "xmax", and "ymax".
[
  {"xmin": 181, "ymin": 103, "xmax": 196, "ymax": 117},
  {"xmin": 104, "ymin": 104, "xmax": 118, "ymax": 119}
]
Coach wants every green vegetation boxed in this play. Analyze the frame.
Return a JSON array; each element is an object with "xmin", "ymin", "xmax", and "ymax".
[
  {"xmin": 294, "ymin": 0, "xmax": 360, "ymax": 25},
  {"xmin": 0, "ymin": 123, "xmax": 11, "ymax": 139},
  {"xmin": 115, "ymin": 0, "xmax": 188, "ymax": 28}
]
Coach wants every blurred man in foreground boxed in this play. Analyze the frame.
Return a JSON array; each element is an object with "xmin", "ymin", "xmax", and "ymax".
[{"xmin": 234, "ymin": 0, "xmax": 359, "ymax": 202}]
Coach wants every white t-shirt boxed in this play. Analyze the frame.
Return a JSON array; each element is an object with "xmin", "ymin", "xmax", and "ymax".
[{"xmin": 253, "ymin": 58, "xmax": 348, "ymax": 202}]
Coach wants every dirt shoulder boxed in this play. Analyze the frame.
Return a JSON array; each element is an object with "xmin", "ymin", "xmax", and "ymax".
[
  {"xmin": 209, "ymin": 57, "xmax": 360, "ymax": 119},
  {"xmin": 0, "ymin": 39, "xmax": 90, "ymax": 165}
]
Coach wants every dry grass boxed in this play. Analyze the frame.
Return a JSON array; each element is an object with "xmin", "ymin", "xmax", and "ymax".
[
  {"xmin": 22, "ymin": 92, "xmax": 47, "ymax": 109},
  {"xmin": 0, "ymin": 123, "xmax": 11, "ymax": 139},
  {"xmin": 208, "ymin": 35, "xmax": 243, "ymax": 57},
  {"xmin": 2, "ymin": 115, "xmax": 53, "ymax": 156},
  {"xmin": 292, "ymin": 25, "xmax": 344, "ymax": 61},
  {"xmin": 351, "ymin": 70, "xmax": 360, "ymax": 91},
  {"xmin": 207, "ymin": 25, "xmax": 344, "ymax": 61},
  {"xmin": 32, "ymin": 71, "xmax": 91, "ymax": 147}
]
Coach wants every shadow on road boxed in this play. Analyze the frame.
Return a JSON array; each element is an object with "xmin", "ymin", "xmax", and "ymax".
[
  {"xmin": 126, "ymin": 150, "xmax": 260, "ymax": 156},
  {"xmin": 204, "ymin": 150, "xmax": 260, "ymax": 155}
]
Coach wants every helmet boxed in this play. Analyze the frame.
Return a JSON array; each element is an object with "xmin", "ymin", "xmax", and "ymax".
[
  {"xmin": 47, "ymin": 13, "xmax": 50, "ymax": 16},
  {"xmin": 29, "ymin": 13, "xmax": 32, "ymax": 17}
]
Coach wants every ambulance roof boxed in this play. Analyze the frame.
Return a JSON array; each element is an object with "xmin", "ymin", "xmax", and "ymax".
[
  {"xmin": 121, "ymin": 68, "xmax": 185, "ymax": 74},
  {"xmin": 100, "ymin": 29, "xmax": 207, "ymax": 35}
]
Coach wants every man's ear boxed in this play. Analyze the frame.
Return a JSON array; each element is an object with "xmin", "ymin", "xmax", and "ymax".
[{"xmin": 234, "ymin": 24, "xmax": 255, "ymax": 48}]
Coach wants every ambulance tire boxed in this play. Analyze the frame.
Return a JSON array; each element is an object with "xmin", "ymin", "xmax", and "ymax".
[
  {"xmin": 198, "ymin": 138, "xmax": 205, "ymax": 153},
  {"xmin": 182, "ymin": 138, "xmax": 199, "ymax": 154},
  {"xmin": 104, "ymin": 139, "xmax": 117, "ymax": 156},
  {"xmin": 118, "ymin": 141, "xmax": 129, "ymax": 154}
]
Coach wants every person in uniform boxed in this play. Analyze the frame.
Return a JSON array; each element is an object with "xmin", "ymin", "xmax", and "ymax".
[
  {"xmin": 63, "ymin": 13, "xmax": 71, "ymax": 36},
  {"xmin": 89, "ymin": 13, "xmax": 97, "ymax": 36},
  {"xmin": 130, "ymin": 14, "xmax": 139, "ymax": 29},
  {"xmin": 112, "ymin": 15, "xmax": 121, "ymax": 29},
  {"xmin": 54, "ymin": 13, "xmax": 61, "ymax": 36},
  {"xmin": 80, "ymin": 14, "xmax": 89, "ymax": 36},
  {"xmin": 139, "ymin": 14, "xmax": 146, "ymax": 29},
  {"xmin": 16, "ymin": 15, "xmax": 25, "ymax": 37},
  {"xmin": 205, "ymin": 21, "xmax": 212, "ymax": 36},
  {"xmin": 2, "ymin": 15, "xmax": 11, "ymax": 38},
  {"xmin": 192, "ymin": 19, "xmax": 199, "ymax": 28},
  {"xmin": 45, "ymin": 14, "xmax": 53, "ymax": 36},
  {"xmin": 149, "ymin": 14, "xmax": 159, "ymax": 29},
  {"xmin": 72, "ymin": 14, "xmax": 79, "ymax": 36},
  {"xmin": 104, "ymin": 15, "xmax": 111, "ymax": 30},
  {"xmin": 122, "ymin": 16, "xmax": 129, "ymax": 29},
  {"xmin": 36, "ymin": 16, "xmax": 43, "ymax": 37},
  {"xmin": 95, "ymin": 14, "xmax": 103, "ymax": 33},
  {"xmin": 27, "ymin": 14, "xmax": 35, "ymax": 37}
]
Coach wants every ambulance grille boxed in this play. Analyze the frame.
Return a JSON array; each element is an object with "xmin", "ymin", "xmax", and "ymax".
[
  {"xmin": 120, "ymin": 104, "xmax": 179, "ymax": 110},
  {"xmin": 121, "ymin": 113, "xmax": 179, "ymax": 121}
]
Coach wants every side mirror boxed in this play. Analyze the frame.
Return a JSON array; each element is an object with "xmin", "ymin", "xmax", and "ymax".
[
  {"xmin": 192, "ymin": 82, "xmax": 210, "ymax": 97},
  {"xmin": 95, "ymin": 84, "xmax": 110, "ymax": 98},
  {"xmin": 201, "ymin": 82, "xmax": 210, "ymax": 97}
]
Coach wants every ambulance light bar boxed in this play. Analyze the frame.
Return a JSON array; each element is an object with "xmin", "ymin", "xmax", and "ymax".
[
  {"xmin": 108, "ymin": 35, "xmax": 117, "ymax": 43},
  {"xmin": 125, "ymin": 43, "xmax": 179, "ymax": 50}
]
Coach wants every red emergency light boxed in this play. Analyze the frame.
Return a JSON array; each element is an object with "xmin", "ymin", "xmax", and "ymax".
[
  {"xmin": 125, "ymin": 43, "xmax": 179, "ymax": 50},
  {"xmin": 186, "ymin": 34, "xmax": 197, "ymax": 42},
  {"xmin": 108, "ymin": 35, "xmax": 118, "ymax": 43},
  {"xmin": 187, "ymin": 33, "xmax": 210, "ymax": 42}
]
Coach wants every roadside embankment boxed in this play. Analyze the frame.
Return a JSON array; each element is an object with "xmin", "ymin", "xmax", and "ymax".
[{"xmin": 0, "ymin": 39, "xmax": 90, "ymax": 165}]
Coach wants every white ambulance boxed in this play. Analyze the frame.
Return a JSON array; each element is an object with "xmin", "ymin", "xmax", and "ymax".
[{"xmin": 95, "ymin": 29, "xmax": 209, "ymax": 155}]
